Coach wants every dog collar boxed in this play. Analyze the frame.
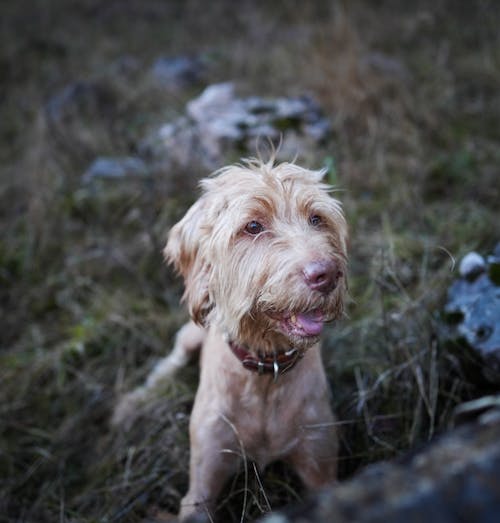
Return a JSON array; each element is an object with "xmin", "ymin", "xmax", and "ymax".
[{"xmin": 228, "ymin": 341, "xmax": 303, "ymax": 381}]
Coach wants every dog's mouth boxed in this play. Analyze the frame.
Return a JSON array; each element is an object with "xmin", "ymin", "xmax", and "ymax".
[{"xmin": 268, "ymin": 309, "xmax": 327, "ymax": 338}]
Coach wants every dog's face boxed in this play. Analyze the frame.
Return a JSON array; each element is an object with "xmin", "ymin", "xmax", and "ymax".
[{"xmin": 165, "ymin": 159, "xmax": 348, "ymax": 353}]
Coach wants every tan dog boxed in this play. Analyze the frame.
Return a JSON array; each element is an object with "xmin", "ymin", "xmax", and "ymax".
[{"xmin": 115, "ymin": 158, "xmax": 348, "ymax": 521}]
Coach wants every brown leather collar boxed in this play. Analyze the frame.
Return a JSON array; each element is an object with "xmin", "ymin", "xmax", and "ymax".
[{"xmin": 229, "ymin": 341, "xmax": 303, "ymax": 380}]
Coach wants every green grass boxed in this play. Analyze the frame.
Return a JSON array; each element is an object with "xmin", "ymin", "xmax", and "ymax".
[{"xmin": 1, "ymin": 1, "xmax": 499, "ymax": 521}]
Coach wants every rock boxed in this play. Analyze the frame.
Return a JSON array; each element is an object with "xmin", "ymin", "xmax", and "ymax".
[
  {"xmin": 141, "ymin": 116, "xmax": 200, "ymax": 168},
  {"xmin": 259, "ymin": 405, "xmax": 500, "ymax": 523},
  {"xmin": 459, "ymin": 252, "xmax": 486, "ymax": 279},
  {"xmin": 45, "ymin": 80, "xmax": 116, "ymax": 125},
  {"xmin": 442, "ymin": 245, "xmax": 500, "ymax": 386},
  {"xmin": 44, "ymin": 80, "xmax": 119, "ymax": 155},
  {"xmin": 82, "ymin": 156, "xmax": 150, "ymax": 183},
  {"xmin": 139, "ymin": 82, "xmax": 331, "ymax": 169},
  {"xmin": 453, "ymin": 395, "xmax": 500, "ymax": 425},
  {"xmin": 151, "ymin": 55, "xmax": 205, "ymax": 90}
]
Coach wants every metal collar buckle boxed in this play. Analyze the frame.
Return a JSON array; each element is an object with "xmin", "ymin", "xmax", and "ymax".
[{"xmin": 230, "ymin": 341, "xmax": 302, "ymax": 380}]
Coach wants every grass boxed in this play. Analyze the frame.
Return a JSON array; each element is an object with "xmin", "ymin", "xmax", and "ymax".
[{"xmin": 1, "ymin": 1, "xmax": 499, "ymax": 521}]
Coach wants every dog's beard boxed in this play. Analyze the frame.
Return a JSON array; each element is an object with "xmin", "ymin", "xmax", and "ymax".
[{"xmin": 219, "ymin": 283, "xmax": 346, "ymax": 354}]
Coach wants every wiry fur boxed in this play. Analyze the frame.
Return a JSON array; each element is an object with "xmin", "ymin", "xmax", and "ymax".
[
  {"xmin": 166, "ymin": 158, "xmax": 347, "ymax": 353},
  {"xmin": 113, "ymin": 158, "xmax": 348, "ymax": 521}
]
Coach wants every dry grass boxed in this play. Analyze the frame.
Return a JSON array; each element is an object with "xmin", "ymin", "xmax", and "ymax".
[{"xmin": 1, "ymin": 1, "xmax": 499, "ymax": 521}]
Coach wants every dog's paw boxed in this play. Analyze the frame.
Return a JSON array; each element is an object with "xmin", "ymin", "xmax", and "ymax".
[{"xmin": 111, "ymin": 387, "xmax": 147, "ymax": 428}]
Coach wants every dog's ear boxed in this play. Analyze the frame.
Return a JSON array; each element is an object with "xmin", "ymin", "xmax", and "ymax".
[
  {"xmin": 164, "ymin": 197, "xmax": 213, "ymax": 325},
  {"xmin": 164, "ymin": 197, "xmax": 206, "ymax": 277}
]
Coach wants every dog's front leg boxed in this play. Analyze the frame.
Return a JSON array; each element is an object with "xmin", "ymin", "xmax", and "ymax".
[
  {"xmin": 285, "ymin": 414, "xmax": 338, "ymax": 490},
  {"xmin": 112, "ymin": 321, "xmax": 205, "ymax": 426},
  {"xmin": 179, "ymin": 409, "xmax": 241, "ymax": 521}
]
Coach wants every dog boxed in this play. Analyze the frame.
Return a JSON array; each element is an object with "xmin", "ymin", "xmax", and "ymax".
[{"xmin": 114, "ymin": 157, "xmax": 348, "ymax": 521}]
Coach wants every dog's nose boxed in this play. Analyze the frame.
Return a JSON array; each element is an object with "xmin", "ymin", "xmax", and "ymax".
[{"xmin": 303, "ymin": 260, "xmax": 341, "ymax": 293}]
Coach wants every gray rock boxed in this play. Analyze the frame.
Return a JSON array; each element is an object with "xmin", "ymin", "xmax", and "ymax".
[
  {"xmin": 459, "ymin": 251, "xmax": 486, "ymax": 279},
  {"xmin": 140, "ymin": 82, "xmax": 331, "ymax": 169},
  {"xmin": 151, "ymin": 56, "xmax": 205, "ymax": 90},
  {"xmin": 82, "ymin": 156, "xmax": 150, "ymax": 183},
  {"xmin": 454, "ymin": 395, "xmax": 500, "ymax": 425},
  {"xmin": 260, "ymin": 406, "xmax": 500, "ymax": 523},
  {"xmin": 44, "ymin": 80, "xmax": 118, "ymax": 156},
  {"xmin": 141, "ymin": 116, "xmax": 200, "ymax": 168},
  {"xmin": 443, "ymin": 246, "xmax": 500, "ymax": 385},
  {"xmin": 45, "ymin": 81, "xmax": 115, "ymax": 125}
]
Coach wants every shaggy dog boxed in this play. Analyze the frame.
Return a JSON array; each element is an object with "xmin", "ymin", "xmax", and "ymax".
[{"xmin": 114, "ymin": 158, "xmax": 348, "ymax": 521}]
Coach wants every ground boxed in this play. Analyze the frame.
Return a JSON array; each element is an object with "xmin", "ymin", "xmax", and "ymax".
[{"xmin": 0, "ymin": 1, "xmax": 499, "ymax": 521}]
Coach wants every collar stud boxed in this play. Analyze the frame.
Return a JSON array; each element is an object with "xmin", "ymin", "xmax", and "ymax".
[{"xmin": 229, "ymin": 341, "xmax": 303, "ymax": 379}]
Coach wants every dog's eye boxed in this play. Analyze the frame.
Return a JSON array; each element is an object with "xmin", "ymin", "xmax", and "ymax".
[
  {"xmin": 245, "ymin": 221, "xmax": 265, "ymax": 235},
  {"xmin": 309, "ymin": 214, "xmax": 323, "ymax": 227}
]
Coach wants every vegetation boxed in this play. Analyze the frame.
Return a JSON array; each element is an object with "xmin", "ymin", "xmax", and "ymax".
[{"xmin": 1, "ymin": 1, "xmax": 498, "ymax": 521}]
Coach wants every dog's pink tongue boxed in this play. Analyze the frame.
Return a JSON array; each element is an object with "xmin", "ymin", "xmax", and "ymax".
[{"xmin": 296, "ymin": 312, "xmax": 324, "ymax": 336}]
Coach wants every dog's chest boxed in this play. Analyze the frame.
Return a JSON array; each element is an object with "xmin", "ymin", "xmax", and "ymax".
[
  {"xmin": 200, "ymin": 335, "xmax": 331, "ymax": 468},
  {"xmin": 226, "ymin": 376, "xmax": 307, "ymax": 466}
]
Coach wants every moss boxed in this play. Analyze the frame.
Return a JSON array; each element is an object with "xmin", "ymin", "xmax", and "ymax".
[{"xmin": 272, "ymin": 116, "xmax": 302, "ymax": 132}]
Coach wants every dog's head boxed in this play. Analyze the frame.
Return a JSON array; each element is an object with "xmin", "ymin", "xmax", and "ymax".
[{"xmin": 165, "ymin": 158, "xmax": 348, "ymax": 353}]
